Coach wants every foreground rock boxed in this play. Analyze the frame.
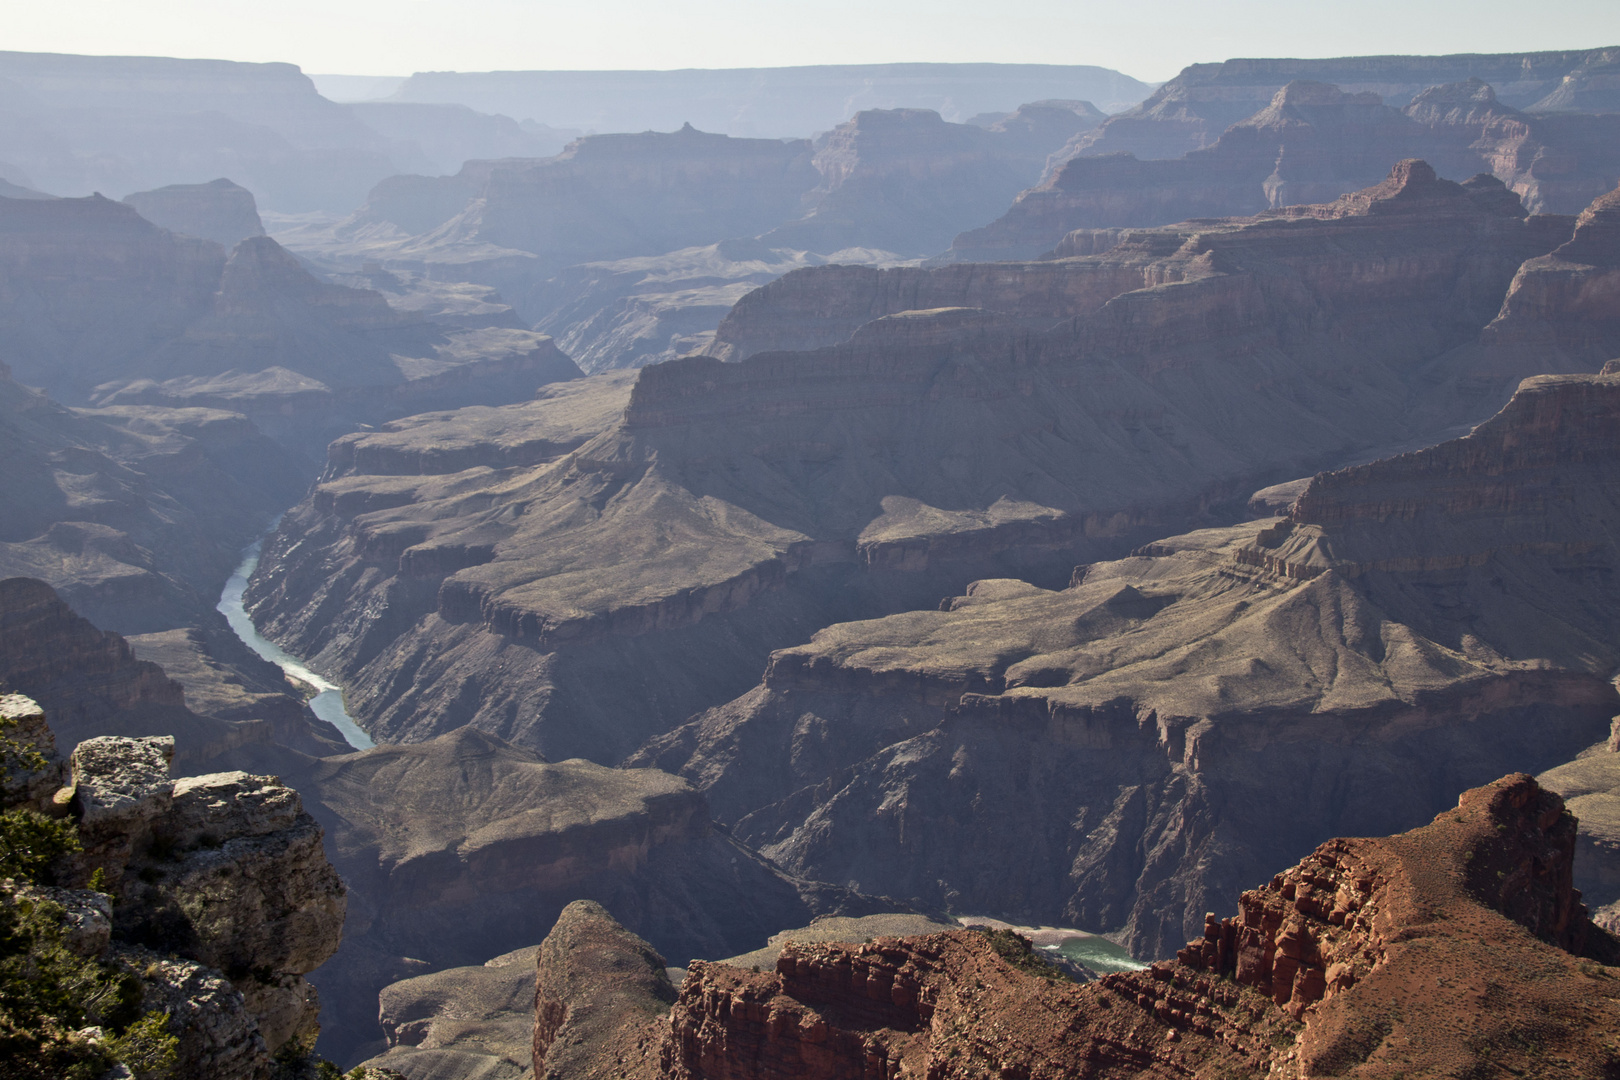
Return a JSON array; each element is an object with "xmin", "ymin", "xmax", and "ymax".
[
  {"xmin": 526, "ymin": 775, "xmax": 1620, "ymax": 1078},
  {"xmin": 249, "ymin": 163, "xmax": 1589, "ymax": 763},
  {"xmin": 0, "ymin": 696, "xmax": 346, "ymax": 1078},
  {"xmin": 638, "ymin": 369, "xmax": 1620, "ymax": 956}
]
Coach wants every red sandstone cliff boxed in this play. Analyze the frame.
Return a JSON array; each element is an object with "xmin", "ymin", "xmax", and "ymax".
[{"xmin": 531, "ymin": 775, "xmax": 1620, "ymax": 1079}]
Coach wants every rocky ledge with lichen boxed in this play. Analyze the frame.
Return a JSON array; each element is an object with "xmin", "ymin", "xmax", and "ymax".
[{"xmin": 1, "ymin": 692, "xmax": 347, "ymax": 1079}]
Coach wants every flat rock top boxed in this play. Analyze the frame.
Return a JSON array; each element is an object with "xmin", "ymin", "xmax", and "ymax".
[
  {"xmin": 713, "ymin": 912, "xmax": 955, "ymax": 971},
  {"xmin": 306, "ymin": 728, "xmax": 697, "ymax": 865},
  {"xmin": 0, "ymin": 691, "xmax": 43, "ymax": 722},
  {"xmin": 332, "ymin": 369, "xmax": 634, "ymax": 466}
]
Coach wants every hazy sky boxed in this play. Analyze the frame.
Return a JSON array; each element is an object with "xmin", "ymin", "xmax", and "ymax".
[{"xmin": 3, "ymin": 0, "xmax": 1617, "ymax": 82}]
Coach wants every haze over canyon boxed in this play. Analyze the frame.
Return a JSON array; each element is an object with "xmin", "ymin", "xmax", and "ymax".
[{"xmin": 5, "ymin": 34, "xmax": 1620, "ymax": 1080}]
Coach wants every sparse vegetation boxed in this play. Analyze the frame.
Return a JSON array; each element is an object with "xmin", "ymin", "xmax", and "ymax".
[
  {"xmin": 0, "ymin": 711, "xmax": 180, "ymax": 1079},
  {"xmin": 969, "ymin": 927, "xmax": 1073, "ymax": 983}
]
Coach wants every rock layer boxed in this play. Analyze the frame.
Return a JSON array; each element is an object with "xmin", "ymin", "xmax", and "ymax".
[
  {"xmin": 951, "ymin": 74, "xmax": 1620, "ymax": 262},
  {"xmin": 290, "ymin": 726, "xmax": 894, "ymax": 1064}
]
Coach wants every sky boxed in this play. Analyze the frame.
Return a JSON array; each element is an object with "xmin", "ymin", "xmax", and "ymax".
[{"xmin": 2, "ymin": 0, "xmax": 1617, "ymax": 83}]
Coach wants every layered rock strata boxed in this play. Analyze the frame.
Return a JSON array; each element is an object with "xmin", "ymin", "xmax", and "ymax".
[
  {"xmin": 637, "ymin": 369, "xmax": 1620, "ymax": 957},
  {"xmin": 364, "ymin": 945, "xmax": 542, "ymax": 1080},
  {"xmin": 1070, "ymin": 49, "xmax": 1620, "ymax": 162},
  {"xmin": 528, "ymin": 776, "xmax": 1620, "ymax": 1078},
  {"xmin": 60, "ymin": 730, "xmax": 347, "ymax": 1057},
  {"xmin": 251, "ymin": 163, "xmax": 1584, "ymax": 760},
  {"xmin": 0, "ymin": 194, "xmax": 581, "ymax": 442},
  {"xmin": 760, "ymin": 103, "xmax": 1103, "ymax": 257}
]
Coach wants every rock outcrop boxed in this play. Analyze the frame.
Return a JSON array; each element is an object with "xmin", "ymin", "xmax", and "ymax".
[
  {"xmin": 247, "ymin": 163, "xmax": 1588, "ymax": 762},
  {"xmin": 122, "ymin": 177, "xmax": 266, "ymax": 248},
  {"xmin": 364, "ymin": 944, "xmax": 541, "ymax": 1080},
  {"xmin": 1072, "ymin": 49, "xmax": 1620, "ymax": 162},
  {"xmin": 533, "ymin": 901, "xmax": 679, "ymax": 1080},
  {"xmin": 635, "ymin": 368, "xmax": 1620, "ymax": 957},
  {"xmin": 526, "ymin": 775, "xmax": 1620, "ymax": 1079},
  {"xmin": 531, "ymin": 244, "xmax": 908, "ymax": 374},
  {"xmin": 0, "ymin": 696, "xmax": 346, "ymax": 1078},
  {"xmin": 60, "ymin": 731, "xmax": 347, "ymax": 1057}
]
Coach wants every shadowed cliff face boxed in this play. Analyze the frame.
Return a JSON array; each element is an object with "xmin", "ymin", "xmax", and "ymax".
[
  {"xmin": 951, "ymin": 73, "xmax": 1620, "ymax": 262},
  {"xmin": 0, "ymin": 359, "xmax": 310, "ymax": 634},
  {"xmin": 634, "ymin": 370, "xmax": 1620, "ymax": 958},
  {"xmin": 0, "ymin": 577, "xmax": 342, "ymax": 768},
  {"xmin": 243, "ymin": 163, "xmax": 1591, "ymax": 764},
  {"xmin": 527, "ymin": 775, "xmax": 1620, "ymax": 1080}
]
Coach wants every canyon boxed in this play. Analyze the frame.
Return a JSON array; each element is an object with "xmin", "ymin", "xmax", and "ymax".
[
  {"xmin": 8, "ymin": 40, "xmax": 1620, "ymax": 1080},
  {"xmin": 247, "ymin": 163, "xmax": 1595, "ymax": 765},
  {"xmin": 636, "ymin": 367, "xmax": 1620, "ymax": 957}
]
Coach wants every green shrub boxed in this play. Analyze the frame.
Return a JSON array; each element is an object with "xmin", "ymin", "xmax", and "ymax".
[{"xmin": 0, "ymin": 808, "xmax": 81, "ymax": 884}]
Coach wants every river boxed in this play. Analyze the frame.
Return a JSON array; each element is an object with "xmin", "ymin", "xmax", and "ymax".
[{"xmin": 217, "ymin": 535, "xmax": 375, "ymax": 751}]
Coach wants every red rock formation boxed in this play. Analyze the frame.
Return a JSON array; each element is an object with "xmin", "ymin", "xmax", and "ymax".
[{"xmin": 585, "ymin": 775, "xmax": 1620, "ymax": 1079}]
